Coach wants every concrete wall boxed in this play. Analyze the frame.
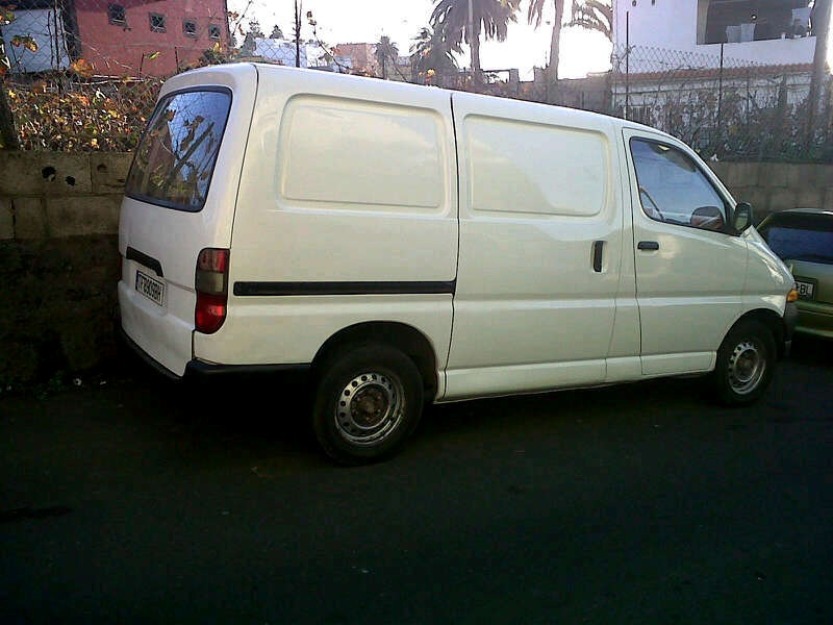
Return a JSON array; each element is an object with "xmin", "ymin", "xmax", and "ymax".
[
  {"xmin": 708, "ymin": 161, "xmax": 833, "ymax": 219},
  {"xmin": 0, "ymin": 152, "xmax": 131, "ymax": 388},
  {"xmin": 1, "ymin": 151, "xmax": 831, "ymax": 388}
]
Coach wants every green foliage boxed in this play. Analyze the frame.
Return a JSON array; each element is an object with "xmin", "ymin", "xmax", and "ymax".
[
  {"xmin": 410, "ymin": 25, "xmax": 459, "ymax": 84},
  {"xmin": 568, "ymin": 0, "xmax": 612, "ymax": 41},
  {"xmin": 6, "ymin": 78, "xmax": 162, "ymax": 151},
  {"xmin": 430, "ymin": 0, "xmax": 521, "ymax": 77},
  {"xmin": 375, "ymin": 35, "xmax": 399, "ymax": 79}
]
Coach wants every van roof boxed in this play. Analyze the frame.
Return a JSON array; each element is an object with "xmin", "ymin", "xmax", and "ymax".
[{"xmin": 175, "ymin": 62, "xmax": 671, "ymax": 140}]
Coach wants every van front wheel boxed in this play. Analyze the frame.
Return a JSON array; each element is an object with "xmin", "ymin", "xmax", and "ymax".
[
  {"xmin": 313, "ymin": 345, "xmax": 424, "ymax": 465},
  {"xmin": 712, "ymin": 320, "xmax": 775, "ymax": 406}
]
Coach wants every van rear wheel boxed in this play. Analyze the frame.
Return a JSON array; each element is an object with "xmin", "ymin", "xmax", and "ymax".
[
  {"xmin": 313, "ymin": 344, "xmax": 424, "ymax": 465},
  {"xmin": 711, "ymin": 319, "xmax": 775, "ymax": 406}
]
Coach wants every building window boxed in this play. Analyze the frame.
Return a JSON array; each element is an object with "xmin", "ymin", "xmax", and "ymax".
[
  {"xmin": 699, "ymin": 0, "xmax": 812, "ymax": 45},
  {"xmin": 208, "ymin": 24, "xmax": 221, "ymax": 40},
  {"xmin": 183, "ymin": 19, "xmax": 197, "ymax": 38},
  {"xmin": 108, "ymin": 4, "xmax": 126, "ymax": 25},
  {"xmin": 149, "ymin": 13, "xmax": 166, "ymax": 33}
]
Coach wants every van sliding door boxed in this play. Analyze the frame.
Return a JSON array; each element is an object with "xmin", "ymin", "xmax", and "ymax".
[{"xmin": 444, "ymin": 93, "xmax": 628, "ymax": 400}]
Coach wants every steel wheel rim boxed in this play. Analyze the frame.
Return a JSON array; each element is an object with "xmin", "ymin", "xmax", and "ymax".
[
  {"xmin": 727, "ymin": 339, "xmax": 765, "ymax": 395},
  {"xmin": 334, "ymin": 371, "xmax": 405, "ymax": 446}
]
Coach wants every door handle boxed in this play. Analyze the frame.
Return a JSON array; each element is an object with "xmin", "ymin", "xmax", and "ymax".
[
  {"xmin": 637, "ymin": 241, "xmax": 660, "ymax": 251},
  {"xmin": 592, "ymin": 241, "xmax": 604, "ymax": 273}
]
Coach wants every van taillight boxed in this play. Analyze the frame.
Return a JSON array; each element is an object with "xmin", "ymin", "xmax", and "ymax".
[{"xmin": 195, "ymin": 248, "xmax": 229, "ymax": 334}]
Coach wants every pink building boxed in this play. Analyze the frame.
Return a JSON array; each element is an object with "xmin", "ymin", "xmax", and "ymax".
[
  {"xmin": 75, "ymin": 0, "xmax": 230, "ymax": 76},
  {"xmin": 1, "ymin": 0, "xmax": 230, "ymax": 77}
]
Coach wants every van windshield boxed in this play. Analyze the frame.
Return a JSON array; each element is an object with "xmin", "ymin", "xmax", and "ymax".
[{"xmin": 126, "ymin": 89, "xmax": 231, "ymax": 212}]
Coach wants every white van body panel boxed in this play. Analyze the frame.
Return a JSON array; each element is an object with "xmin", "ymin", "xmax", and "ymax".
[
  {"xmin": 742, "ymin": 227, "xmax": 795, "ymax": 312},
  {"xmin": 194, "ymin": 294, "xmax": 453, "ymax": 371},
  {"xmin": 444, "ymin": 93, "xmax": 633, "ymax": 400},
  {"xmin": 193, "ymin": 68, "xmax": 458, "ymax": 376},
  {"xmin": 118, "ymin": 64, "xmax": 258, "ymax": 375}
]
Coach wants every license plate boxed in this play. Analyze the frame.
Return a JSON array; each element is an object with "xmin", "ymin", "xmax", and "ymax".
[
  {"xmin": 795, "ymin": 278, "xmax": 815, "ymax": 301},
  {"xmin": 135, "ymin": 270, "xmax": 165, "ymax": 306}
]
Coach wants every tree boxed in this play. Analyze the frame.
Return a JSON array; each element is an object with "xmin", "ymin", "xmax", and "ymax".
[
  {"xmin": 527, "ymin": 0, "xmax": 566, "ymax": 87},
  {"xmin": 0, "ymin": 7, "xmax": 33, "ymax": 149},
  {"xmin": 375, "ymin": 35, "xmax": 399, "ymax": 79},
  {"xmin": 430, "ymin": 0, "xmax": 521, "ymax": 88},
  {"xmin": 247, "ymin": 19, "xmax": 264, "ymax": 38},
  {"xmin": 567, "ymin": 0, "xmax": 612, "ymax": 42},
  {"xmin": 270, "ymin": 24, "xmax": 284, "ymax": 39},
  {"xmin": 410, "ymin": 25, "xmax": 459, "ymax": 84},
  {"xmin": 806, "ymin": 0, "xmax": 831, "ymax": 151},
  {"xmin": 240, "ymin": 19, "xmax": 264, "ymax": 57}
]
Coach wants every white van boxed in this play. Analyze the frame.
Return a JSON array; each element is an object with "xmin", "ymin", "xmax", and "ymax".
[{"xmin": 118, "ymin": 63, "xmax": 798, "ymax": 464}]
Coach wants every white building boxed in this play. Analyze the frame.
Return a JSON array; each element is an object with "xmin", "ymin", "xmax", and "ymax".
[
  {"xmin": 614, "ymin": 0, "xmax": 819, "ymax": 71},
  {"xmin": 610, "ymin": 0, "xmax": 826, "ymax": 156}
]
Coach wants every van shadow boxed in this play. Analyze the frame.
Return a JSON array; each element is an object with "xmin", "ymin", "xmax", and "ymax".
[
  {"xmin": 416, "ymin": 374, "xmax": 707, "ymax": 447},
  {"xmin": 788, "ymin": 335, "xmax": 832, "ymax": 368},
  {"xmin": 139, "ymin": 371, "xmax": 327, "ymax": 467}
]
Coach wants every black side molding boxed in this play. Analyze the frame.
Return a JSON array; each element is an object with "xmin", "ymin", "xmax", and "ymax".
[
  {"xmin": 126, "ymin": 247, "xmax": 164, "ymax": 277},
  {"xmin": 234, "ymin": 280, "xmax": 457, "ymax": 297}
]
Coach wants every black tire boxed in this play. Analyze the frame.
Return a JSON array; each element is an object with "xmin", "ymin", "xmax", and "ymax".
[
  {"xmin": 711, "ymin": 319, "xmax": 776, "ymax": 406},
  {"xmin": 312, "ymin": 344, "xmax": 424, "ymax": 465}
]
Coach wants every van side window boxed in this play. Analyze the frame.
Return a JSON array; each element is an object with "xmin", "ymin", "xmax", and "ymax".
[
  {"xmin": 126, "ymin": 89, "xmax": 231, "ymax": 212},
  {"xmin": 630, "ymin": 139, "xmax": 728, "ymax": 232}
]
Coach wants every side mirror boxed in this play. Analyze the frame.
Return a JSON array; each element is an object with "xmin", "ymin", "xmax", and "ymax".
[{"xmin": 732, "ymin": 202, "xmax": 753, "ymax": 233}]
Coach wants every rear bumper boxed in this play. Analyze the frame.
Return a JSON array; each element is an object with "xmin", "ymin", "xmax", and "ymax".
[
  {"xmin": 118, "ymin": 326, "xmax": 182, "ymax": 382},
  {"xmin": 783, "ymin": 301, "xmax": 798, "ymax": 357},
  {"xmin": 184, "ymin": 360, "xmax": 310, "ymax": 379},
  {"xmin": 120, "ymin": 326, "xmax": 312, "ymax": 386},
  {"xmin": 794, "ymin": 301, "xmax": 833, "ymax": 339}
]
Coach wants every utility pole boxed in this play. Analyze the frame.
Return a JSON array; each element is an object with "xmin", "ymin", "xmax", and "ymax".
[
  {"xmin": 806, "ymin": 0, "xmax": 831, "ymax": 152},
  {"xmin": 294, "ymin": 0, "xmax": 302, "ymax": 68},
  {"xmin": 467, "ymin": 0, "xmax": 474, "ymax": 42},
  {"xmin": 468, "ymin": 0, "xmax": 478, "ymax": 91}
]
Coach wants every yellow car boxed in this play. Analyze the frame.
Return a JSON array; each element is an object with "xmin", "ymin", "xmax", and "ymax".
[{"xmin": 757, "ymin": 209, "xmax": 833, "ymax": 339}]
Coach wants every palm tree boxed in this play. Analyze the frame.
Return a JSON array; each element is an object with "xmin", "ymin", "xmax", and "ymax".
[
  {"xmin": 410, "ymin": 25, "xmax": 459, "ymax": 84},
  {"xmin": 567, "ymin": 0, "xmax": 612, "ymax": 42},
  {"xmin": 430, "ymin": 0, "xmax": 521, "ymax": 87},
  {"xmin": 269, "ymin": 24, "xmax": 284, "ymax": 40},
  {"xmin": 375, "ymin": 35, "xmax": 399, "ymax": 79},
  {"xmin": 527, "ymin": 0, "xmax": 566, "ymax": 85}
]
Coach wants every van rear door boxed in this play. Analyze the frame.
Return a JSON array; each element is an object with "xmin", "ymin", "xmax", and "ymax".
[{"xmin": 118, "ymin": 65, "xmax": 258, "ymax": 377}]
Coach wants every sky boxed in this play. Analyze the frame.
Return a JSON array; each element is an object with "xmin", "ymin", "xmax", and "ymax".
[{"xmin": 226, "ymin": 0, "xmax": 614, "ymax": 80}]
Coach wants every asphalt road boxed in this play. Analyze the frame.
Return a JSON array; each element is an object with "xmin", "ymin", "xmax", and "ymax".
[{"xmin": 1, "ymin": 338, "xmax": 831, "ymax": 625}]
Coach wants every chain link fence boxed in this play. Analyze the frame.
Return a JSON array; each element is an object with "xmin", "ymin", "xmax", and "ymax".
[
  {"xmin": 2, "ymin": 2, "xmax": 831, "ymax": 161},
  {"xmin": 610, "ymin": 45, "xmax": 833, "ymax": 163}
]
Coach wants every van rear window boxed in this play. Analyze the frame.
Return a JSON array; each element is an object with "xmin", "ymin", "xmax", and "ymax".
[{"xmin": 126, "ymin": 89, "xmax": 231, "ymax": 211}]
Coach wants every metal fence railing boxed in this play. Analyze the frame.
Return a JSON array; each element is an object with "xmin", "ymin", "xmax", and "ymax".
[{"xmin": 610, "ymin": 45, "xmax": 833, "ymax": 163}]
